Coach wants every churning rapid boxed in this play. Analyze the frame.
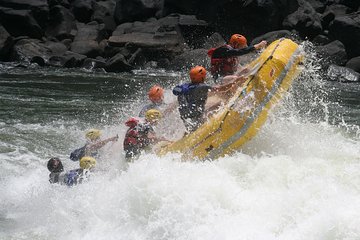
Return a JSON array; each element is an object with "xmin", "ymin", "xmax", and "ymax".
[{"xmin": 1, "ymin": 42, "xmax": 360, "ymax": 240}]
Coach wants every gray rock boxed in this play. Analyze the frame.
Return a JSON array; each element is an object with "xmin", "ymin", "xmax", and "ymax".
[
  {"xmin": 46, "ymin": 5, "xmax": 77, "ymax": 40},
  {"xmin": 202, "ymin": 32, "xmax": 225, "ymax": 50},
  {"xmin": 114, "ymin": 0, "xmax": 164, "ymax": 24},
  {"xmin": 169, "ymin": 48, "xmax": 209, "ymax": 71},
  {"xmin": 10, "ymin": 39, "xmax": 52, "ymax": 62},
  {"xmin": 71, "ymin": 0, "xmax": 94, "ymax": 23},
  {"xmin": 104, "ymin": 52, "xmax": 134, "ymax": 72},
  {"xmin": 346, "ymin": 56, "xmax": 360, "ymax": 73},
  {"xmin": 251, "ymin": 30, "xmax": 293, "ymax": 46},
  {"xmin": 70, "ymin": 22, "xmax": 107, "ymax": 57},
  {"xmin": 0, "ymin": 7, "xmax": 43, "ymax": 39},
  {"xmin": 316, "ymin": 40, "xmax": 348, "ymax": 67},
  {"xmin": 329, "ymin": 12, "xmax": 360, "ymax": 58},
  {"xmin": 283, "ymin": 0, "xmax": 322, "ymax": 39},
  {"xmin": 0, "ymin": 0, "xmax": 49, "ymax": 27},
  {"xmin": 48, "ymin": 51, "xmax": 87, "ymax": 67},
  {"xmin": 327, "ymin": 64, "xmax": 359, "ymax": 82},
  {"xmin": 0, "ymin": 25, "xmax": 13, "ymax": 61}
]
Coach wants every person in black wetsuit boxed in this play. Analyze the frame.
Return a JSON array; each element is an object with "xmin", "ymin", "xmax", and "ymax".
[
  {"xmin": 173, "ymin": 66, "xmax": 245, "ymax": 133},
  {"xmin": 208, "ymin": 34, "xmax": 267, "ymax": 81}
]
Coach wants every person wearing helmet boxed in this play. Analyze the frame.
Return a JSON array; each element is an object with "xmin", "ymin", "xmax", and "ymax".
[
  {"xmin": 47, "ymin": 156, "xmax": 96, "ymax": 186},
  {"xmin": 138, "ymin": 85, "xmax": 164, "ymax": 117},
  {"xmin": 69, "ymin": 128, "xmax": 118, "ymax": 162},
  {"xmin": 207, "ymin": 34, "xmax": 267, "ymax": 80},
  {"xmin": 124, "ymin": 109, "xmax": 168, "ymax": 160},
  {"xmin": 173, "ymin": 66, "xmax": 245, "ymax": 133},
  {"xmin": 138, "ymin": 85, "xmax": 177, "ymax": 118}
]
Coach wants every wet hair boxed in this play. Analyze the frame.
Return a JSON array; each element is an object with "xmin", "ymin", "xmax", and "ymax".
[{"xmin": 47, "ymin": 157, "xmax": 64, "ymax": 173}]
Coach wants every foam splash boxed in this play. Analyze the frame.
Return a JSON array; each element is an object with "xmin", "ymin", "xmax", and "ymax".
[{"xmin": 1, "ymin": 41, "xmax": 360, "ymax": 239}]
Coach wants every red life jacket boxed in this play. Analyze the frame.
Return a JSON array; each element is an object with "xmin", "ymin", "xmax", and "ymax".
[
  {"xmin": 123, "ymin": 118, "xmax": 151, "ymax": 150},
  {"xmin": 208, "ymin": 45, "xmax": 238, "ymax": 77}
]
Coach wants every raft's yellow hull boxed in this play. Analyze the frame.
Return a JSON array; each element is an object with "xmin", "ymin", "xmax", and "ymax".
[{"xmin": 158, "ymin": 38, "xmax": 303, "ymax": 160}]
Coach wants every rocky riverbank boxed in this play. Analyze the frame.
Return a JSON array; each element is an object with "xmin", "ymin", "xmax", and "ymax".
[{"xmin": 0, "ymin": 0, "xmax": 359, "ymax": 81}]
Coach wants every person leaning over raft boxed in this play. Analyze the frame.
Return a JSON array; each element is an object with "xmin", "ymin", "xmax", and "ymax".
[
  {"xmin": 173, "ymin": 65, "xmax": 246, "ymax": 133},
  {"xmin": 123, "ymin": 109, "xmax": 168, "ymax": 161},
  {"xmin": 70, "ymin": 129, "xmax": 118, "ymax": 161},
  {"xmin": 207, "ymin": 34, "xmax": 267, "ymax": 82},
  {"xmin": 47, "ymin": 156, "xmax": 97, "ymax": 186}
]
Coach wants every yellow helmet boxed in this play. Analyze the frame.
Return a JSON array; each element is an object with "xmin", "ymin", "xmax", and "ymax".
[
  {"xmin": 85, "ymin": 129, "xmax": 101, "ymax": 140},
  {"xmin": 145, "ymin": 109, "xmax": 162, "ymax": 122},
  {"xmin": 79, "ymin": 156, "xmax": 97, "ymax": 169}
]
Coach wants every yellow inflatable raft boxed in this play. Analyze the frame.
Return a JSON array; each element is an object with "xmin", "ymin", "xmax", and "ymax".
[{"xmin": 158, "ymin": 38, "xmax": 303, "ymax": 160}]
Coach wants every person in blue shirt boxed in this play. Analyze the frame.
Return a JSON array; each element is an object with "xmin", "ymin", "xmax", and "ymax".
[
  {"xmin": 47, "ymin": 156, "xmax": 96, "ymax": 186},
  {"xmin": 173, "ymin": 65, "xmax": 245, "ymax": 133}
]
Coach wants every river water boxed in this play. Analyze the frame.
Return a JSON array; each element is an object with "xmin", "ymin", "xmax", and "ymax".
[{"xmin": 1, "ymin": 43, "xmax": 360, "ymax": 240}]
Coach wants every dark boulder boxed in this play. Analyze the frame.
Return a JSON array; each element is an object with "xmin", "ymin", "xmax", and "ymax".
[
  {"xmin": 329, "ymin": 12, "xmax": 360, "ymax": 58},
  {"xmin": 104, "ymin": 52, "xmax": 134, "ymax": 72},
  {"xmin": 163, "ymin": 0, "xmax": 298, "ymax": 40},
  {"xmin": 283, "ymin": 0, "xmax": 322, "ymax": 39},
  {"xmin": 71, "ymin": 0, "xmax": 94, "ymax": 23},
  {"xmin": 48, "ymin": 0, "xmax": 70, "ymax": 8},
  {"xmin": 316, "ymin": 40, "xmax": 347, "ymax": 67},
  {"xmin": 250, "ymin": 30, "xmax": 293, "ymax": 46},
  {"xmin": 0, "ymin": 0, "xmax": 49, "ymax": 28},
  {"xmin": 109, "ymin": 15, "xmax": 207, "ymax": 62},
  {"xmin": 114, "ymin": 0, "xmax": 163, "ymax": 24},
  {"xmin": 44, "ymin": 41, "xmax": 68, "ymax": 55},
  {"xmin": 70, "ymin": 22, "xmax": 107, "ymax": 58},
  {"xmin": 10, "ymin": 39, "xmax": 52, "ymax": 63},
  {"xmin": 46, "ymin": 5, "xmax": 77, "ymax": 40},
  {"xmin": 345, "ymin": 56, "xmax": 360, "ymax": 73},
  {"xmin": 202, "ymin": 32, "xmax": 225, "ymax": 50},
  {"xmin": 169, "ymin": 48, "xmax": 209, "ymax": 71},
  {"xmin": 48, "ymin": 51, "xmax": 87, "ymax": 68},
  {"xmin": 306, "ymin": 0, "xmax": 327, "ymax": 13},
  {"xmin": 312, "ymin": 34, "xmax": 331, "ymax": 45},
  {"xmin": 81, "ymin": 57, "xmax": 106, "ymax": 69},
  {"xmin": 0, "ymin": 25, "xmax": 14, "ymax": 61},
  {"xmin": 324, "ymin": 4, "xmax": 352, "ymax": 16},
  {"xmin": 92, "ymin": 0, "xmax": 117, "ymax": 33},
  {"xmin": 0, "ymin": 7, "xmax": 43, "ymax": 39}
]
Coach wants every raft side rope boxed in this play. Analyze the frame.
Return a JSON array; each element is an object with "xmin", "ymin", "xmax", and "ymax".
[{"xmin": 184, "ymin": 39, "xmax": 286, "ymax": 157}]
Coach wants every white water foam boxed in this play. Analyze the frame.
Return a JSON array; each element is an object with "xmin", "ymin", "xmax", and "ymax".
[{"xmin": 1, "ymin": 41, "xmax": 360, "ymax": 240}]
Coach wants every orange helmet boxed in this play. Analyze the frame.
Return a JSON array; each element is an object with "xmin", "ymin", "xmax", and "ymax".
[
  {"xmin": 148, "ymin": 85, "xmax": 164, "ymax": 103},
  {"xmin": 229, "ymin": 34, "xmax": 247, "ymax": 49},
  {"xmin": 189, "ymin": 66, "xmax": 206, "ymax": 83}
]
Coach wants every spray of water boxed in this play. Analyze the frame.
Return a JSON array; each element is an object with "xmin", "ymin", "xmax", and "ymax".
[{"xmin": 1, "ymin": 42, "xmax": 360, "ymax": 240}]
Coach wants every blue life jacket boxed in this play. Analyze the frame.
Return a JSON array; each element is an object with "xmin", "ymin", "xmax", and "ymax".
[
  {"xmin": 64, "ymin": 170, "xmax": 79, "ymax": 186},
  {"xmin": 173, "ymin": 83, "xmax": 211, "ymax": 119}
]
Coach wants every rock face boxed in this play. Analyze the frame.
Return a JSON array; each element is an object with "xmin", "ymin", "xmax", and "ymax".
[
  {"xmin": 329, "ymin": 12, "xmax": 360, "ymax": 58},
  {"xmin": 0, "ymin": 0, "xmax": 358, "ymax": 76},
  {"xmin": 0, "ymin": 25, "xmax": 13, "ymax": 61},
  {"xmin": 70, "ymin": 22, "xmax": 107, "ymax": 57}
]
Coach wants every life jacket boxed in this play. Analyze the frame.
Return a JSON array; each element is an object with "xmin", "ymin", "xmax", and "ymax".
[
  {"xmin": 123, "ymin": 119, "xmax": 151, "ymax": 150},
  {"xmin": 208, "ymin": 45, "xmax": 238, "ymax": 77},
  {"xmin": 173, "ymin": 83, "xmax": 209, "ymax": 119}
]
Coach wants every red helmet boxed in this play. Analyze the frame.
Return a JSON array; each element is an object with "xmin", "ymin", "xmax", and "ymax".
[
  {"xmin": 189, "ymin": 66, "xmax": 207, "ymax": 83},
  {"xmin": 229, "ymin": 34, "xmax": 247, "ymax": 49},
  {"xmin": 125, "ymin": 117, "xmax": 139, "ymax": 128},
  {"xmin": 148, "ymin": 85, "xmax": 164, "ymax": 103}
]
